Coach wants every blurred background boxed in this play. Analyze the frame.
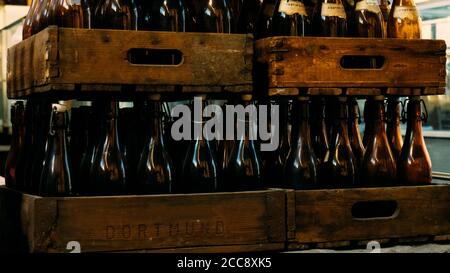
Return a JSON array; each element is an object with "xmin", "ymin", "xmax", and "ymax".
[{"xmin": 0, "ymin": 0, "xmax": 449, "ymax": 174}]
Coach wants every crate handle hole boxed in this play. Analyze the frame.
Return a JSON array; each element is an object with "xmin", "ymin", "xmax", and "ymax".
[
  {"xmin": 340, "ymin": 56, "xmax": 385, "ymax": 69},
  {"xmin": 127, "ymin": 48, "xmax": 183, "ymax": 66},
  {"xmin": 351, "ymin": 200, "xmax": 398, "ymax": 220}
]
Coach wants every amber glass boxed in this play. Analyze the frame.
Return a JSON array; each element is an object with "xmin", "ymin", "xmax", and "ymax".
[
  {"xmin": 347, "ymin": 98, "xmax": 365, "ymax": 176},
  {"xmin": 136, "ymin": 101, "xmax": 174, "ymax": 194},
  {"xmin": 360, "ymin": 97, "xmax": 397, "ymax": 186},
  {"xmin": 386, "ymin": 97, "xmax": 403, "ymax": 161},
  {"xmin": 313, "ymin": 0, "xmax": 347, "ymax": 37},
  {"xmin": 224, "ymin": 101, "xmax": 262, "ymax": 191},
  {"xmin": 349, "ymin": 0, "xmax": 385, "ymax": 38},
  {"xmin": 398, "ymin": 98, "xmax": 432, "ymax": 185},
  {"xmin": 387, "ymin": 0, "xmax": 421, "ymax": 38},
  {"xmin": 33, "ymin": 0, "xmax": 51, "ymax": 34},
  {"xmin": 272, "ymin": 0, "xmax": 311, "ymax": 36},
  {"xmin": 284, "ymin": 97, "xmax": 317, "ymax": 189},
  {"xmin": 23, "ymin": 0, "xmax": 41, "ymax": 39},
  {"xmin": 5, "ymin": 102, "xmax": 26, "ymax": 189},
  {"xmin": 39, "ymin": 107, "xmax": 72, "ymax": 197},
  {"xmin": 192, "ymin": 0, "xmax": 233, "ymax": 33},
  {"xmin": 49, "ymin": 0, "xmax": 91, "ymax": 28},
  {"xmin": 95, "ymin": 0, "xmax": 135, "ymax": 30},
  {"xmin": 90, "ymin": 101, "xmax": 127, "ymax": 195}
]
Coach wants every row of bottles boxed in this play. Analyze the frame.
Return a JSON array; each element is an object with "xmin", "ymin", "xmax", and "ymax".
[
  {"xmin": 255, "ymin": 0, "xmax": 420, "ymax": 39},
  {"xmin": 23, "ymin": 0, "xmax": 421, "ymax": 40},
  {"xmin": 5, "ymin": 96, "xmax": 431, "ymax": 196},
  {"xmin": 23, "ymin": 0, "xmax": 241, "ymax": 39}
]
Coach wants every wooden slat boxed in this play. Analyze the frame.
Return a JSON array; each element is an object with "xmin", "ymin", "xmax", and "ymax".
[
  {"xmin": 290, "ymin": 185, "xmax": 450, "ymax": 245},
  {"xmin": 0, "ymin": 187, "xmax": 285, "ymax": 253},
  {"xmin": 255, "ymin": 37, "xmax": 446, "ymax": 95},
  {"xmin": 7, "ymin": 27, "xmax": 253, "ymax": 99}
]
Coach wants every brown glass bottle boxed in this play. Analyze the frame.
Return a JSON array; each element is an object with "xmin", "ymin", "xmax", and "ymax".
[
  {"xmin": 37, "ymin": 0, "xmax": 53, "ymax": 32},
  {"xmin": 39, "ymin": 106, "xmax": 72, "ymax": 197},
  {"xmin": 69, "ymin": 105, "xmax": 91, "ymax": 195},
  {"xmin": 90, "ymin": 101, "xmax": 127, "ymax": 195},
  {"xmin": 254, "ymin": 0, "xmax": 276, "ymax": 38},
  {"xmin": 398, "ymin": 97, "xmax": 432, "ymax": 185},
  {"xmin": 136, "ymin": 100, "xmax": 174, "ymax": 194},
  {"xmin": 179, "ymin": 122, "xmax": 218, "ymax": 193},
  {"xmin": 388, "ymin": 0, "xmax": 421, "ymax": 39},
  {"xmin": 23, "ymin": 0, "xmax": 42, "ymax": 39},
  {"xmin": 322, "ymin": 97, "xmax": 356, "ymax": 188},
  {"xmin": 272, "ymin": 0, "xmax": 311, "ymax": 36},
  {"xmin": 360, "ymin": 96, "xmax": 397, "ymax": 186},
  {"xmin": 283, "ymin": 97, "xmax": 317, "ymax": 189},
  {"xmin": 138, "ymin": 0, "xmax": 190, "ymax": 31},
  {"xmin": 386, "ymin": 97, "xmax": 403, "ymax": 161},
  {"xmin": 15, "ymin": 100, "xmax": 37, "ymax": 192},
  {"xmin": 5, "ymin": 102, "xmax": 26, "ymax": 189},
  {"xmin": 95, "ymin": 0, "xmax": 135, "ymax": 30},
  {"xmin": 29, "ymin": 101, "xmax": 53, "ymax": 194},
  {"xmin": 49, "ymin": 0, "xmax": 91, "ymax": 28},
  {"xmin": 193, "ymin": 0, "xmax": 233, "ymax": 33},
  {"xmin": 310, "ymin": 97, "xmax": 329, "ymax": 183},
  {"xmin": 223, "ymin": 100, "xmax": 262, "ymax": 191},
  {"xmin": 362, "ymin": 98, "xmax": 374, "ymax": 147},
  {"xmin": 313, "ymin": 0, "xmax": 347, "ymax": 37},
  {"xmin": 79, "ymin": 104, "xmax": 99, "ymax": 195},
  {"xmin": 350, "ymin": 0, "xmax": 385, "ymax": 38},
  {"xmin": 348, "ymin": 98, "xmax": 365, "ymax": 176}
]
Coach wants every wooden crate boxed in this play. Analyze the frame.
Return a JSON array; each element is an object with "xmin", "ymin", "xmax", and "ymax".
[
  {"xmin": 0, "ymin": 187, "xmax": 285, "ymax": 253},
  {"xmin": 7, "ymin": 26, "xmax": 253, "ymax": 99},
  {"xmin": 286, "ymin": 183, "xmax": 450, "ymax": 250},
  {"xmin": 255, "ymin": 37, "xmax": 447, "ymax": 97}
]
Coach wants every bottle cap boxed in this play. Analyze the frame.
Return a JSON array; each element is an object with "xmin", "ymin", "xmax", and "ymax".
[
  {"xmin": 338, "ymin": 96, "xmax": 347, "ymax": 102},
  {"xmin": 410, "ymin": 96, "xmax": 422, "ymax": 101},
  {"xmin": 297, "ymin": 96, "xmax": 309, "ymax": 101}
]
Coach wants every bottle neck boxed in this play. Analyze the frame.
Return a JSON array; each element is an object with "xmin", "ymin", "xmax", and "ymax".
[
  {"xmin": 149, "ymin": 101, "xmax": 164, "ymax": 140},
  {"xmin": 386, "ymin": 98, "xmax": 401, "ymax": 126},
  {"xmin": 372, "ymin": 100, "xmax": 387, "ymax": 134},
  {"xmin": 407, "ymin": 100, "xmax": 424, "ymax": 136}
]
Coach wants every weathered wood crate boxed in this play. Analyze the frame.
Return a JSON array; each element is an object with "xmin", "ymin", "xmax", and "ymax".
[
  {"xmin": 0, "ymin": 186, "xmax": 285, "ymax": 253},
  {"xmin": 255, "ymin": 37, "xmax": 447, "ymax": 97},
  {"xmin": 286, "ymin": 183, "xmax": 450, "ymax": 250},
  {"xmin": 7, "ymin": 26, "xmax": 253, "ymax": 99}
]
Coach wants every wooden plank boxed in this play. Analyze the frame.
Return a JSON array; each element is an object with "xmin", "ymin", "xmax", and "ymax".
[
  {"xmin": 0, "ymin": 187, "xmax": 285, "ymax": 253},
  {"xmin": 292, "ymin": 185, "xmax": 450, "ymax": 244},
  {"xmin": 8, "ymin": 27, "xmax": 253, "ymax": 99},
  {"xmin": 256, "ymin": 37, "xmax": 446, "ymax": 90}
]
